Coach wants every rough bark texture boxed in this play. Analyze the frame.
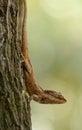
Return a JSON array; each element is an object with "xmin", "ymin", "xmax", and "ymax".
[{"xmin": 0, "ymin": 0, "xmax": 32, "ymax": 130}]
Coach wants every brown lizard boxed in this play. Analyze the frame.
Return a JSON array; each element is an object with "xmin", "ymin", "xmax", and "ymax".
[{"xmin": 21, "ymin": 0, "xmax": 67, "ymax": 104}]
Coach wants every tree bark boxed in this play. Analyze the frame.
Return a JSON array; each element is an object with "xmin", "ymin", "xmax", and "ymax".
[{"xmin": 0, "ymin": 0, "xmax": 32, "ymax": 130}]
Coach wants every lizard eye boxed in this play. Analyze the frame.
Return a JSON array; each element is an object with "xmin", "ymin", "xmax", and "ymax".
[{"xmin": 40, "ymin": 97, "xmax": 47, "ymax": 104}]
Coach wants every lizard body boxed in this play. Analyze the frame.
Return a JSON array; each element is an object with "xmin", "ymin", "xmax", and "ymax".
[{"xmin": 22, "ymin": 0, "xmax": 67, "ymax": 104}]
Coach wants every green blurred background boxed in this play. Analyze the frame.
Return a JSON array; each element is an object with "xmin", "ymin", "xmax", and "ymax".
[{"xmin": 27, "ymin": 0, "xmax": 82, "ymax": 130}]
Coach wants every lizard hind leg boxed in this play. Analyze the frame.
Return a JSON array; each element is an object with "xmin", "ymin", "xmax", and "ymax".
[{"xmin": 21, "ymin": 53, "xmax": 31, "ymax": 73}]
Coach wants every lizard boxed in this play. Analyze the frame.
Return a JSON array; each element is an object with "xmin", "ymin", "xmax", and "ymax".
[{"xmin": 21, "ymin": 0, "xmax": 67, "ymax": 104}]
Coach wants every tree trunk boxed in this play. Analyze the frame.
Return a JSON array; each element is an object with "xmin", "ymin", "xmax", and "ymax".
[{"xmin": 0, "ymin": 0, "xmax": 32, "ymax": 130}]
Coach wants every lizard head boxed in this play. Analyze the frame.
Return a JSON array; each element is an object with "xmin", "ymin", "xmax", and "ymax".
[
  {"xmin": 32, "ymin": 89, "xmax": 67, "ymax": 104},
  {"xmin": 40, "ymin": 90, "xmax": 67, "ymax": 104}
]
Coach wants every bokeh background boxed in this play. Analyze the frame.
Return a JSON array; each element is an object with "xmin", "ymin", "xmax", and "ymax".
[{"xmin": 27, "ymin": 0, "xmax": 82, "ymax": 130}]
